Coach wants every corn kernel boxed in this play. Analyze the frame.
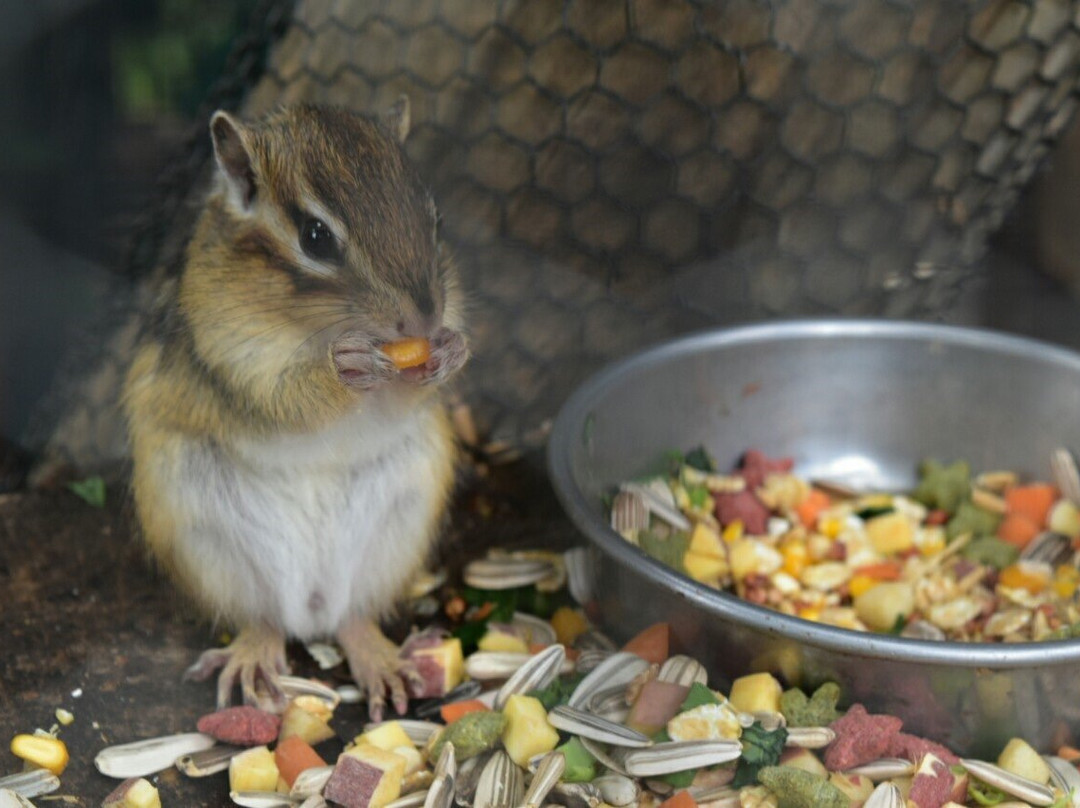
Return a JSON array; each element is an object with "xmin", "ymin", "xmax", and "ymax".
[
  {"xmin": 999, "ymin": 561, "xmax": 1051, "ymax": 595},
  {"xmin": 917, "ymin": 526, "xmax": 947, "ymax": 556},
  {"xmin": 55, "ymin": 708, "xmax": 74, "ymax": 726},
  {"xmin": 11, "ymin": 733, "xmax": 69, "ymax": 775},
  {"xmin": 722, "ymin": 520, "xmax": 744, "ymax": 544},
  {"xmin": 781, "ymin": 539, "xmax": 808, "ymax": 577},
  {"xmin": 797, "ymin": 606, "xmax": 822, "ymax": 622},
  {"xmin": 818, "ymin": 515, "xmax": 844, "ymax": 539},
  {"xmin": 848, "ymin": 574, "xmax": 878, "ymax": 599},
  {"xmin": 1054, "ymin": 566, "xmax": 1080, "ymax": 599}
]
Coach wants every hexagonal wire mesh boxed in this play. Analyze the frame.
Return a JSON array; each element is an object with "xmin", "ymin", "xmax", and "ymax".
[{"xmin": 35, "ymin": 0, "xmax": 1080, "ymax": 465}]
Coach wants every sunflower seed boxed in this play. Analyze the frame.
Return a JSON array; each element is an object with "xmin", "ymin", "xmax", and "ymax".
[
  {"xmin": 523, "ymin": 751, "xmax": 565, "ymax": 808},
  {"xmin": 0, "ymin": 790, "xmax": 36, "ymax": 808},
  {"xmin": 279, "ymin": 675, "xmax": 341, "ymax": 709},
  {"xmin": 564, "ymin": 548, "xmax": 596, "ymax": 607},
  {"xmin": 289, "ymin": 766, "xmax": 333, "ymax": 798},
  {"xmin": 454, "ymin": 751, "xmax": 490, "ymax": 807},
  {"xmin": 1021, "ymin": 531, "xmax": 1074, "ymax": 566},
  {"xmin": 387, "ymin": 791, "xmax": 429, "ymax": 808},
  {"xmin": 336, "ymin": 685, "xmax": 363, "ymax": 704},
  {"xmin": 586, "ymin": 686, "xmax": 630, "ymax": 723},
  {"xmin": 741, "ymin": 711, "xmax": 785, "ymax": 731},
  {"xmin": 0, "ymin": 769, "xmax": 59, "ymax": 799},
  {"xmin": 862, "ymin": 782, "xmax": 904, "ymax": 808},
  {"xmin": 573, "ymin": 628, "xmax": 617, "ymax": 653},
  {"xmin": 362, "ymin": 719, "xmax": 443, "ymax": 747},
  {"xmin": 620, "ymin": 740, "xmax": 742, "ymax": 777},
  {"xmin": 474, "ymin": 751, "xmax": 524, "ymax": 808},
  {"xmin": 687, "ymin": 784, "xmax": 739, "ymax": 805},
  {"xmin": 899, "ymin": 620, "xmax": 946, "ymax": 641},
  {"xmin": 304, "ymin": 642, "xmax": 344, "ymax": 670},
  {"xmin": 512, "ymin": 612, "xmax": 558, "ymax": 647},
  {"xmin": 229, "ymin": 792, "xmax": 301, "ymax": 807},
  {"xmin": 568, "ymin": 652, "xmax": 650, "ymax": 710},
  {"xmin": 423, "ymin": 775, "xmax": 454, "ymax": 808},
  {"xmin": 657, "ymin": 655, "xmax": 708, "ymax": 688},
  {"xmin": 1053, "ymin": 448, "xmax": 1080, "ymax": 506},
  {"xmin": 465, "ymin": 652, "xmax": 532, "ymax": 681},
  {"xmin": 495, "ymin": 644, "xmax": 566, "ymax": 710},
  {"xmin": 550, "ymin": 782, "xmax": 602, "ymax": 808},
  {"xmin": 961, "ymin": 759, "xmax": 1055, "ymax": 806},
  {"xmin": 548, "ymin": 705, "xmax": 653, "ymax": 748},
  {"xmin": 176, "ymin": 744, "xmax": 245, "ymax": 777},
  {"xmin": 433, "ymin": 740, "xmax": 457, "ymax": 781},
  {"xmin": 298, "ymin": 798, "xmax": 328, "ymax": 808},
  {"xmin": 592, "ymin": 774, "xmax": 638, "ymax": 807},
  {"xmin": 572, "ymin": 649, "xmax": 611, "ymax": 675},
  {"xmin": 621, "ymin": 482, "xmax": 691, "ymax": 531},
  {"xmin": 611, "ymin": 490, "xmax": 649, "ymax": 536},
  {"xmin": 842, "ymin": 758, "xmax": 916, "ymax": 780},
  {"xmin": 464, "ymin": 558, "xmax": 555, "ymax": 591},
  {"xmin": 95, "ymin": 732, "xmax": 217, "ymax": 779},
  {"xmin": 971, "ymin": 487, "xmax": 1007, "ymax": 514},
  {"xmin": 1045, "ymin": 755, "xmax": 1080, "ymax": 802},
  {"xmin": 784, "ymin": 726, "xmax": 835, "ymax": 748}
]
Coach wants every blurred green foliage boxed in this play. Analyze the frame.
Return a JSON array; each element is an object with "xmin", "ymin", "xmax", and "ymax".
[{"xmin": 111, "ymin": 0, "xmax": 259, "ymax": 120}]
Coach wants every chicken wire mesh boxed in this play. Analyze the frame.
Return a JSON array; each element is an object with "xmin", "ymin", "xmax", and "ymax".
[{"xmin": 34, "ymin": 0, "xmax": 1080, "ymax": 467}]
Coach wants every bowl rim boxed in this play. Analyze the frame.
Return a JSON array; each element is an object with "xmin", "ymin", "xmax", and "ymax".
[{"xmin": 547, "ymin": 318, "xmax": 1080, "ymax": 667}]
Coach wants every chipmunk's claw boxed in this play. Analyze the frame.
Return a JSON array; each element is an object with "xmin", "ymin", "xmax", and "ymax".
[{"xmin": 184, "ymin": 623, "xmax": 289, "ymax": 713}]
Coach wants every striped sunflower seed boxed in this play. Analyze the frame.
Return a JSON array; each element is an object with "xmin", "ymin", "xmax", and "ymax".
[{"xmin": 547, "ymin": 705, "xmax": 653, "ymax": 748}]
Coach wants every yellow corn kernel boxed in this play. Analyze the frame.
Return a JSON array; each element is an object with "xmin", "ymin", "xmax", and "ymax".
[
  {"xmin": 1054, "ymin": 566, "xmax": 1080, "ymax": 599},
  {"xmin": 797, "ymin": 606, "xmax": 822, "ymax": 622},
  {"xmin": 848, "ymin": 574, "xmax": 878, "ymax": 599},
  {"xmin": 918, "ymin": 526, "xmax": 947, "ymax": 557},
  {"xmin": 549, "ymin": 606, "xmax": 589, "ymax": 647},
  {"xmin": 722, "ymin": 520, "xmax": 744, "ymax": 544},
  {"xmin": 781, "ymin": 540, "xmax": 808, "ymax": 577},
  {"xmin": 818, "ymin": 515, "xmax": 844, "ymax": 540},
  {"xmin": 999, "ymin": 562, "xmax": 1051, "ymax": 595},
  {"xmin": 11, "ymin": 733, "xmax": 69, "ymax": 775}
]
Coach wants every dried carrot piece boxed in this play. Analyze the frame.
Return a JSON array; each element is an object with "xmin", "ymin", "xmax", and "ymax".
[
  {"xmin": 622, "ymin": 622, "xmax": 670, "ymax": 664},
  {"xmin": 439, "ymin": 699, "xmax": 490, "ymax": 724},
  {"xmin": 795, "ymin": 488, "xmax": 831, "ymax": 529},
  {"xmin": 273, "ymin": 735, "xmax": 326, "ymax": 787},
  {"xmin": 658, "ymin": 789, "xmax": 698, "ymax": 808},
  {"xmin": 852, "ymin": 560, "xmax": 903, "ymax": 581}
]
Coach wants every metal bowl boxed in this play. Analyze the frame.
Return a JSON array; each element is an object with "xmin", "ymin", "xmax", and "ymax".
[{"xmin": 548, "ymin": 319, "xmax": 1080, "ymax": 757}]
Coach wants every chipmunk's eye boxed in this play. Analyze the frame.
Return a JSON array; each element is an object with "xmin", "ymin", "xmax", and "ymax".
[{"xmin": 299, "ymin": 217, "xmax": 340, "ymax": 263}]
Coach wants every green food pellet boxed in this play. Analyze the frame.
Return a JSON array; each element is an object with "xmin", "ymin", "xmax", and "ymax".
[
  {"xmin": 779, "ymin": 682, "xmax": 842, "ymax": 727},
  {"xmin": 947, "ymin": 499, "xmax": 1002, "ymax": 541},
  {"xmin": 757, "ymin": 766, "xmax": 849, "ymax": 808},
  {"xmin": 428, "ymin": 711, "xmax": 506, "ymax": 761}
]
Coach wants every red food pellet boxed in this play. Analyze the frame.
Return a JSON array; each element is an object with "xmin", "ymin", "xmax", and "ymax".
[
  {"xmin": 887, "ymin": 733, "xmax": 959, "ymax": 766},
  {"xmin": 196, "ymin": 705, "xmax": 281, "ymax": 746},
  {"xmin": 823, "ymin": 704, "xmax": 903, "ymax": 771}
]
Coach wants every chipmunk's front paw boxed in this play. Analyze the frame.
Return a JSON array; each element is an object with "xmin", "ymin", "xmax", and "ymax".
[
  {"xmin": 416, "ymin": 328, "xmax": 469, "ymax": 386},
  {"xmin": 184, "ymin": 623, "xmax": 290, "ymax": 713},
  {"xmin": 337, "ymin": 616, "xmax": 420, "ymax": 722},
  {"xmin": 333, "ymin": 332, "xmax": 397, "ymax": 390}
]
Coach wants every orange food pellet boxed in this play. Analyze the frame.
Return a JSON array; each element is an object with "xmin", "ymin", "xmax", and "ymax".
[
  {"xmin": 439, "ymin": 699, "xmax": 490, "ymax": 724},
  {"xmin": 997, "ymin": 511, "xmax": 1041, "ymax": 549},
  {"xmin": 795, "ymin": 488, "xmax": 831, "ymax": 529},
  {"xmin": 1004, "ymin": 483, "xmax": 1058, "ymax": 526},
  {"xmin": 274, "ymin": 735, "xmax": 326, "ymax": 787},
  {"xmin": 382, "ymin": 337, "xmax": 431, "ymax": 369}
]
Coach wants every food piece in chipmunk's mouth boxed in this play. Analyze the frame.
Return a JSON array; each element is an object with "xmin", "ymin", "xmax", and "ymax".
[{"xmin": 381, "ymin": 337, "xmax": 431, "ymax": 369}]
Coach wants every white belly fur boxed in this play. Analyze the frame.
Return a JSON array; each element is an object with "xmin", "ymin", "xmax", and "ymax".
[{"xmin": 160, "ymin": 392, "xmax": 450, "ymax": 638}]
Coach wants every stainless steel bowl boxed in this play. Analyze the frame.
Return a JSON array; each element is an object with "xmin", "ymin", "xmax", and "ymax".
[{"xmin": 548, "ymin": 319, "xmax": 1080, "ymax": 757}]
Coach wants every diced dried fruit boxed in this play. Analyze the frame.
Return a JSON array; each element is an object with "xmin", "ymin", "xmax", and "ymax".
[
  {"xmin": 324, "ymin": 745, "xmax": 405, "ymax": 808},
  {"xmin": 102, "ymin": 777, "xmax": 162, "ymax": 808},
  {"xmin": 197, "ymin": 705, "xmax": 281, "ymax": 746},
  {"xmin": 627, "ymin": 680, "xmax": 691, "ymax": 736},
  {"xmin": 381, "ymin": 337, "xmax": 431, "ymax": 369},
  {"xmin": 728, "ymin": 672, "xmax": 782, "ymax": 714},
  {"xmin": 355, "ymin": 721, "xmax": 414, "ymax": 752},
  {"xmin": 826, "ymin": 771, "xmax": 874, "ymax": 805},
  {"xmin": 279, "ymin": 701, "xmax": 336, "ymax": 745},
  {"xmin": 10, "ymin": 733, "xmax": 68, "ymax": 775},
  {"xmin": 622, "ymin": 623, "xmax": 670, "ymax": 664},
  {"xmin": 853, "ymin": 580, "xmax": 915, "ymax": 632},
  {"xmin": 477, "ymin": 624, "xmax": 530, "ymax": 654},
  {"xmin": 549, "ymin": 606, "xmax": 589, "ymax": 647},
  {"xmin": 667, "ymin": 701, "xmax": 741, "ymax": 742},
  {"xmin": 996, "ymin": 737, "xmax": 1051, "ymax": 784},
  {"xmin": 227, "ymin": 745, "xmax": 279, "ymax": 792},
  {"xmin": 501, "ymin": 694, "xmax": 560, "ymax": 767},
  {"xmin": 403, "ymin": 638, "xmax": 465, "ymax": 699}
]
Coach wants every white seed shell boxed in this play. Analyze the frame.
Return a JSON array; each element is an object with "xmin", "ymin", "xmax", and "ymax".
[
  {"xmin": 96, "ymin": 732, "xmax": 217, "ymax": 779},
  {"xmin": 568, "ymin": 652, "xmax": 650, "ymax": 710},
  {"xmin": 522, "ymin": 751, "xmax": 565, "ymax": 808},
  {"xmin": 862, "ymin": 782, "xmax": 904, "ymax": 808},
  {"xmin": 657, "ymin": 655, "xmax": 708, "ymax": 687},
  {"xmin": 620, "ymin": 740, "xmax": 742, "ymax": 777},
  {"xmin": 843, "ymin": 758, "xmax": 916, "ymax": 781},
  {"xmin": 0, "ymin": 769, "xmax": 59, "ymax": 799},
  {"xmin": 473, "ymin": 750, "xmax": 524, "ymax": 808},
  {"xmin": 548, "ymin": 705, "xmax": 653, "ymax": 748},
  {"xmin": 229, "ymin": 792, "xmax": 301, "ymax": 807},
  {"xmin": 0, "ymin": 790, "xmax": 37, "ymax": 808},
  {"xmin": 495, "ymin": 644, "xmax": 567, "ymax": 710},
  {"xmin": 463, "ymin": 558, "xmax": 556, "ymax": 590},
  {"xmin": 289, "ymin": 766, "xmax": 334, "ymax": 798},
  {"xmin": 961, "ymin": 758, "xmax": 1055, "ymax": 806}
]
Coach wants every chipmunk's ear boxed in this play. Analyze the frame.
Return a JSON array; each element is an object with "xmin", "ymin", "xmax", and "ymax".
[
  {"xmin": 210, "ymin": 110, "xmax": 257, "ymax": 209},
  {"xmin": 383, "ymin": 95, "xmax": 410, "ymax": 143}
]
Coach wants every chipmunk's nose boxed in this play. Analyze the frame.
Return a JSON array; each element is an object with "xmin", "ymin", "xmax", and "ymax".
[{"xmin": 397, "ymin": 287, "xmax": 440, "ymax": 336}]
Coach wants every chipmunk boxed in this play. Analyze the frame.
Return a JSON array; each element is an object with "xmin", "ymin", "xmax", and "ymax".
[{"xmin": 122, "ymin": 100, "xmax": 469, "ymax": 719}]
